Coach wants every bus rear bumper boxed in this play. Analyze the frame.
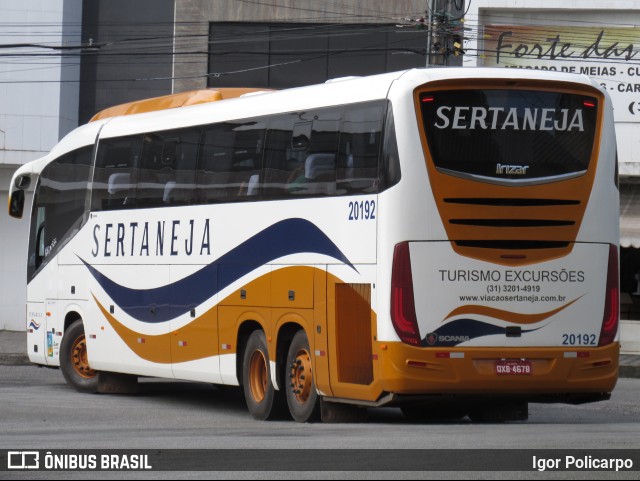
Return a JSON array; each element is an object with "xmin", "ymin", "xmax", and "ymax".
[{"xmin": 378, "ymin": 342, "xmax": 620, "ymax": 399}]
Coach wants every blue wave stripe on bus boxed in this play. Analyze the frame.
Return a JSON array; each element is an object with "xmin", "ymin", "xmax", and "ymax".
[
  {"xmin": 80, "ymin": 218, "xmax": 354, "ymax": 324},
  {"xmin": 421, "ymin": 318, "xmax": 539, "ymax": 347}
]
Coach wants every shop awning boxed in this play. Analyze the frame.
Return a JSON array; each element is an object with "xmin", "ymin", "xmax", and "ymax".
[{"xmin": 621, "ymin": 182, "xmax": 640, "ymax": 248}]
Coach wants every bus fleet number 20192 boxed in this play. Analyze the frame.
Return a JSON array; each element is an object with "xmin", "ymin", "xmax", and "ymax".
[
  {"xmin": 348, "ymin": 200, "xmax": 376, "ymax": 220},
  {"xmin": 562, "ymin": 333, "xmax": 597, "ymax": 346}
]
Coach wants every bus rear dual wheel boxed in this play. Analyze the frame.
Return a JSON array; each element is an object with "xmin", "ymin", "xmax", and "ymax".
[{"xmin": 242, "ymin": 330, "xmax": 319, "ymax": 422}]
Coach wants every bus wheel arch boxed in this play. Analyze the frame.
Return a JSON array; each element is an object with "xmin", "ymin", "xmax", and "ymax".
[
  {"xmin": 59, "ymin": 319, "xmax": 99, "ymax": 393},
  {"xmin": 64, "ymin": 310, "xmax": 82, "ymax": 333}
]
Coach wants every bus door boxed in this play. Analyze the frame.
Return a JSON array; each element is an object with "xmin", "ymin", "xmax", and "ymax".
[
  {"xmin": 325, "ymin": 264, "xmax": 382, "ymax": 402},
  {"xmin": 26, "ymin": 201, "xmax": 60, "ymax": 366}
]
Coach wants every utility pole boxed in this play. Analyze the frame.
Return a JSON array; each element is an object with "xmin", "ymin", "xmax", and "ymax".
[{"xmin": 427, "ymin": 0, "xmax": 466, "ymax": 67}]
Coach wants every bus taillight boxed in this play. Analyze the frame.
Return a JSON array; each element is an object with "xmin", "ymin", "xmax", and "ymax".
[
  {"xmin": 598, "ymin": 245, "xmax": 619, "ymax": 346},
  {"xmin": 391, "ymin": 242, "xmax": 421, "ymax": 346}
]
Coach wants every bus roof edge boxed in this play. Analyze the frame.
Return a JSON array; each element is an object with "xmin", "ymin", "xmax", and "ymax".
[{"xmin": 89, "ymin": 88, "xmax": 272, "ymax": 122}]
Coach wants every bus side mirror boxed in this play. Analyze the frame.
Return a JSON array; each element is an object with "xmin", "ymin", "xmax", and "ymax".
[
  {"xmin": 8, "ymin": 174, "xmax": 30, "ymax": 219},
  {"xmin": 8, "ymin": 189, "xmax": 25, "ymax": 219}
]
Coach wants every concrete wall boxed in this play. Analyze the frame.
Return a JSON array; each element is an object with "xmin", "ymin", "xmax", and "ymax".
[
  {"xmin": 0, "ymin": 0, "xmax": 81, "ymax": 165},
  {"xmin": 0, "ymin": 0, "xmax": 81, "ymax": 330}
]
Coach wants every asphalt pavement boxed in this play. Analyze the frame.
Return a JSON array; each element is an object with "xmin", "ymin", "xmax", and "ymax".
[{"xmin": 1, "ymin": 329, "xmax": 639, "ymax": 377}]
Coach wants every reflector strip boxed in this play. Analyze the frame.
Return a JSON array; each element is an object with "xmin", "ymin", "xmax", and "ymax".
[
  {"xmin": 178, "ymin": 341, "xmax": 187, "ymax": 347},
  {"xmin": 137, "ymin": 338, "xmax": 146, "ymax": 344},
  {"xmin": 434, "ymin": 352, "xmax": 465, "ymax": 359},
  {"xmin": 564, "ymin": 352, "xmax": 590, "ymax": 358},
  {"xmin": 315, "ymin": 350, "xmax": 326, "ymax": 357},
  {"xmin": 89, "ymin": 334, "xmax": 97, "ymax": 339},
  {"xmin": 221, "ymin": 344, "xmax": 231, "ymax": 350}
]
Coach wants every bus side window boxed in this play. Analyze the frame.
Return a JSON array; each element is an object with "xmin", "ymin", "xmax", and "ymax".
[
  {"xmin": 379, "ymin": 104, "xmax": 401, "ymax": 191},
  {"xmin": 262, "ymin": 114, "xmax": 300, "ymax": 200},
  {"xmin": 337, "ymin": 101, "xmax": 384, "ymax": 195},
  {"xmin": 198, "ymin": 124, "xmax": 234, "ymax": 203},
  {"xmin": 28, "ymin": 146, "xmax": 93, "ymax": 281},
  {"xmin": 137, "ymin": 132, "xmax": 164, "ymax": 208},
  {"xmin": 92, "ymin": 136, "xmax": 142, "ymax": 211},
  {"xmin": 197, "ymin": 120, "xmax": 265, "ymax": 203},
  {"xmin": 262, "ymin": 108, "xmax": 340, "ymax": 199},
  {"xmin": 232, "ymin": 120, "xmax": 265, "ymax": 200},
  {"xmin": 137, "ymin": 128, "xmax": 199, "ymax": 208},
  {"xmin": 305, "ymin": 108, "xmax": 339, "ymax": 196},
  {"xmin": 170, "ymin": 129, "xmax": 199, "ymax": 205}
]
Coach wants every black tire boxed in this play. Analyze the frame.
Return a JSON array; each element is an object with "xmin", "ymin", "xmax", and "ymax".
[
  {"xmin": 285, "ymin": 330, "xmax": 320, "ymax": 423},
  {"xmin": 59, "ymin": 320, "xmax": 99, "ymax": 393},
  {"xmin": 242, "ymin": 330, "xmax": 285, "ymax": 420}
]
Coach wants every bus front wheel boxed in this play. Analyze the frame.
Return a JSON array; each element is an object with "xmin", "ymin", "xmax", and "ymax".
[{"xmin": 59, "ymin": 319, "xmax": 99, "ymax": 393}]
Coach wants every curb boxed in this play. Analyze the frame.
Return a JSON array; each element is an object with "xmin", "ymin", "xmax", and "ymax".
[
  {"xmin": 620, "ymin": 365, "xmax": 640, "ymax": 379},
  {"xmin": 0, "ymin": 354, "xmax": 31, "ymax": 367}
]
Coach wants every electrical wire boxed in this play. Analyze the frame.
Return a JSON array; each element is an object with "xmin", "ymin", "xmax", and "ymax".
[{"xmin": 2, "ymin": 1, "xmax": 640, "ymax": 84}]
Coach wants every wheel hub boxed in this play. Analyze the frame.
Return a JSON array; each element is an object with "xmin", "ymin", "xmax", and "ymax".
[
  {"xmin": 290, "ymin": 349, "xmax": 312, "ymax": 403},
  {"xmin": 71, "ymin": 335, "xmax": 96, "ymax": 379}
]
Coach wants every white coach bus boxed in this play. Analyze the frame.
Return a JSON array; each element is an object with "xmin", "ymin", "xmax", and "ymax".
[{"xmin": 9, "ymin": 68, "xmax": 619, "ymax": 422}]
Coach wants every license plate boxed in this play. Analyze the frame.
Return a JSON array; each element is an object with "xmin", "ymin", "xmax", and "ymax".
[{"xmin": 495, "ymin": 360, "xmax": 532, "ymax": 376}]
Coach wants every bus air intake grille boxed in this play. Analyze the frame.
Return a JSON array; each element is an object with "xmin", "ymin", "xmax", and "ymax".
[
  {"xmin": 443, "ymin": 198, "xmax": 581, "ymax": 207},
  {"xmin": 454, "ymin": 240, "xmax": 571, "ymax": 250},
  {"xmin": 449, "ymin": 219, "xmax": 575, "ymax": 228}
]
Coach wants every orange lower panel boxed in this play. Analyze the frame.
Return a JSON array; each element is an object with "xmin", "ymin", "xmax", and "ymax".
[{"xmin": 379, "ymin": 342, "xmax": 619, "ymax": 395}]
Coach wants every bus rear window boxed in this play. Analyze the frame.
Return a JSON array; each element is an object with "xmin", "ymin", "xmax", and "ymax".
[{"xmin": 419, "ymin": 89, "xmax": 598, "ymax": 184}]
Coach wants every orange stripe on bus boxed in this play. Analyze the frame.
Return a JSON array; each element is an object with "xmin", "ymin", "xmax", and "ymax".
[{"xmin": 443, "ymin": 296, "xmax": 582, "ymax": 325}]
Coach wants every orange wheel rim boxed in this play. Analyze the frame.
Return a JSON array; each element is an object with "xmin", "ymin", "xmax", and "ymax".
[
  {"xmin": 249, "ymin": 350, "xmax": 268, "ymax": 403},
  {"xmin": 71, "ymin": 335, "xmax": 96, "ymax": 379},
  {"xmin": 290, "ymin": 348, "xmax": 312, "ymax": 403}
]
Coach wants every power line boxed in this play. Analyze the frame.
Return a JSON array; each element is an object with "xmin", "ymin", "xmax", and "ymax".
[{"xmin": 3, "ymin": 2, "xmax": 640, "ymax": 84}]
